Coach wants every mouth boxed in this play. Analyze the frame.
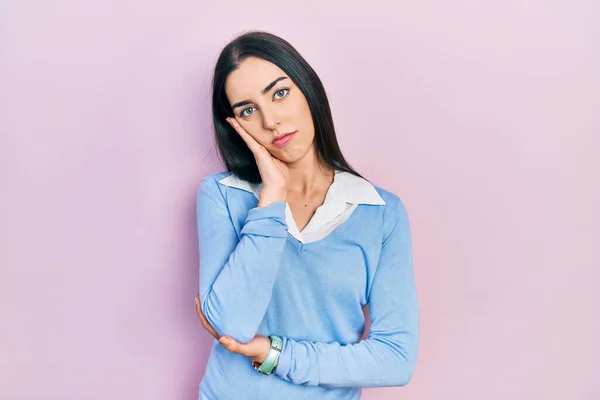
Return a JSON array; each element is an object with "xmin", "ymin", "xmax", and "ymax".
[{"xmin": 272, "ymin": 131, "xmax": 297, "ymax": 148}]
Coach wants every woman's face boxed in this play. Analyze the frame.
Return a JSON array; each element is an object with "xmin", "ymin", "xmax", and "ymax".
[{"xmin": 224, "ymin": 56, "xmax": 315, "ymax": 163}]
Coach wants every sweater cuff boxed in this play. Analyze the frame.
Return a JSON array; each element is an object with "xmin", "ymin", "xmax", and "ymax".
[
  {"xmin": 241, "ymin": 202, "xmax": 288, "ymax": 238},
  {"xmin": 274, "ymin": 336, "xmax": 292, "ymax": 379}
]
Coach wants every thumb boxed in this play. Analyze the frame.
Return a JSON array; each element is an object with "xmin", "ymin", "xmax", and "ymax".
[{"xmin": 218, "ymin": 336, "xmax": 244, "ymax": 354}]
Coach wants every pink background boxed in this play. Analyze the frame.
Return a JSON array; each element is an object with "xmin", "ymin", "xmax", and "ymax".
[{"xmin": 1, "ymin": 1, "xmax": 598, "ymax": 399}]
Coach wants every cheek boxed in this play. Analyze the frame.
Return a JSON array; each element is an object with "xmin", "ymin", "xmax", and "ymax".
[
  {"xmin": 298, "ymin": 103, "xmax": 314, "ymax": 137},
  {"xmin": 286, "ymin": 96, "xmax": 312, "ymax": 129},
  {"xmin": 239, "ymin": 120, "xmax": 271, "ymax": 146},
  {"xmin": 297, "ymin": 98, "xmax": 313, "ymax": 127}
]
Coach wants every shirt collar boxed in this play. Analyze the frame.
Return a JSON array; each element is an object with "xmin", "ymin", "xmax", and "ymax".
[{"xmin": 218, "ymin": 170, "xmax": 386, "ymax": 206}]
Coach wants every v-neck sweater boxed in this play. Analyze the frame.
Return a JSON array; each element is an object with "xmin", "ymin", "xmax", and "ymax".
[{"xmin": 197, "ymin": 171, "xmax": 419, "ymax": 400}]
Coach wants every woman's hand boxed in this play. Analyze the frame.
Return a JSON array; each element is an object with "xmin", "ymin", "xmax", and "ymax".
[
  {"xmin": 195, "ymin": 294, "xmax": 271, "ymax": 364},
  {"xmin": 226, "ymin": 117, "xmax": 289, "ymax": 206}
]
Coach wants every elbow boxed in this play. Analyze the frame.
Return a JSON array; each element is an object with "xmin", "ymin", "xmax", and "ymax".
[
  {"xmin": 391, "ymin": 352, "xmax": 417, "ymax": 387},
  {"xmin": 380, "ymin": 358, "xmax": 415, "ymax": 387},
  {"xmin": 219, "ymin": 326, "xmax": 257, "ymax": 344},
  {"xmin": 376, "ymin": 339, "xmax": 417, "ymax": 387},
  {"xmin": 369, "ymin": 358, "xmax": 416, "ymax": 388},
  {"xmin": 383, "ymin": 331, "xmax": 419, "ymax": 387},
  {"xmin": 201, "ymin": 297, "xmax": 257, "ymax": 344},
  {"xmin": 395, "ymin": 368, "xmax": 415, "ymax": 387}
]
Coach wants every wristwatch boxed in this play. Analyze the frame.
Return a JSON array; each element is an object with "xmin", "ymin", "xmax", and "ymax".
[{"xmin": 252, "ymin": 335, "xmax": 283, "ymax": 375}]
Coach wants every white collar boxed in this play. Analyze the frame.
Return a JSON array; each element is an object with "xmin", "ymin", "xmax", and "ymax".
[
  {"xmin": 219, "ymin": 170, "xmax": 384, "ymax": 241},
  {"xmin": 218, "ymin": 170, "xmax": 385, "ymax": 206}
]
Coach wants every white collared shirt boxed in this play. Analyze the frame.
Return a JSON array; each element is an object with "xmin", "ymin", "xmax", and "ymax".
[{"xmin": 219, "ymin": 170, "xmax": 386, "ymax": 243}]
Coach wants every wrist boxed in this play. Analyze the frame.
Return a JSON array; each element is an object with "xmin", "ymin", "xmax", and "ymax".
[
  {"xmin": 252, "ymin": 335, "xmax": 282, "ymax": 375},
  {"xmin": 258, "ymin": 187, "xmax": 287, "ymax": 207}
]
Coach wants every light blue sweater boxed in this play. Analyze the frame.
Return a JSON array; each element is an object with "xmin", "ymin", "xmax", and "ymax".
[{"xmin": 197, "ymin": 171, "xmax": 419, "ymax": 400}]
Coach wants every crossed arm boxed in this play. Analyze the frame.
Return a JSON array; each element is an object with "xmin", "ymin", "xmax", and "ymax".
[{"xmin": 196, "ymin": 175, "xmax": 419, "ymax": 388}]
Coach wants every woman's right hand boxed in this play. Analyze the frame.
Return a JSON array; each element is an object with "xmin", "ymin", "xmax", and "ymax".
[{"xmin": 227, "ymin": 118, "xmax": 289, "ymax": 206}]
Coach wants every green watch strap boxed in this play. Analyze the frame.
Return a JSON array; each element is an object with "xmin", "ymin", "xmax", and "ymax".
[{"xmin": 254, "ymin": 335, "xmax": 283, "ymax": 375}]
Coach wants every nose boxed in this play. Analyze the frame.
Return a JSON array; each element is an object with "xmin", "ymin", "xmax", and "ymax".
[{"xmin": 260, "ymin": 105, "xmax": 280, "ymax": 131}]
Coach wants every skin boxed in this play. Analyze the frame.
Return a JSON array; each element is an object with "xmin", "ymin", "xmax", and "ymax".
[
  {"xmin": 195, "ymin": 56, "xmax": 338, "ymax": 364},
  {"xmin": 226, "ymin": 56, "xmax": 335, "ymax": 229}
]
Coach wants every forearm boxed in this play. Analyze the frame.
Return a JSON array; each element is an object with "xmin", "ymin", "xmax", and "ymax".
[
  {"xmin": 201, "ymin": 231, "xmax": 286, "ymax": 343},
  {"xmin": 198, "ymin": 179, "xmax": 289, "ymax": 343},
  {"xmin": 274, "ymin": 326, "xmax": 418, "ymax": 388},
  {"xmin": 273, "ymin": 196, "xmax": 418, "ymax": 388}
]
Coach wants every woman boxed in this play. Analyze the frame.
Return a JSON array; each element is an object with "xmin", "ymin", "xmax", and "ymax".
[{"xmin": 194, "ymin": 31, "xmax": 419, "ymax": 400}]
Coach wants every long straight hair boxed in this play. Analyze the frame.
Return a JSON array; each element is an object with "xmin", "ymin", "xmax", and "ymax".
[{"xmin": 211, "ymin": 31, "xmax": 362, "ymax": 183}]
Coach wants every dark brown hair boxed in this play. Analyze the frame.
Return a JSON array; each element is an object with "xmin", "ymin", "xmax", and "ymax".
[{"xmin": 211, "ymin": 31, "xmax": 362, "ymax": 183}]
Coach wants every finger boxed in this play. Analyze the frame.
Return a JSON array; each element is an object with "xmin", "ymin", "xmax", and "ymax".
[
  {"xmin": 217, "ymin": 333, "xmax": 274, "ymax": 365},
  {"xmin": 194, "ymin": 297, "xmax": 202, "ymax": 319},
  {"xmin": 226, "ymin": 118, "xmax": 262, "ymax": 154},
  {"xmin": 227, "ymin": 117, "xmax": 256, "ymax": 150},
  {"xmin": 218, "ymin": 335, "xmax": 260, "ymax": 358},
  {"xmin": 218, "ymin": 336, "xmax": 242, "ymax": 354},
  {"xmin": 195, "ymin": 298, "xmax": 208, "ymax": 327},
  {"xmin": 195, "ymin": 298, "xmax": 210, "ymax": 330},
  {"xmin": 197, "ymin": 307, "xmax": 219, "ymax": 339},
  {"xmin": 195, "ymin": 297, "xmax": 220, "ymax": 339}
]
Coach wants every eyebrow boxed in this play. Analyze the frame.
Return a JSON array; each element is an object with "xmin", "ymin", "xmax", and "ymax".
[{"xmin": 231, "ymin": 76, "xmax": 288, "ymax": 110}]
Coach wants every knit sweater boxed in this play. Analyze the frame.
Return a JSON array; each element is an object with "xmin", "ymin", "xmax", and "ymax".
[{"xmin": 197, "ymin": 171, "xmax": 419, "ymax": 400}]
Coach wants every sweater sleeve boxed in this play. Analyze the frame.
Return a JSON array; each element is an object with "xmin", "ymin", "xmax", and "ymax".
[
  {"xmin": 273, "ymin": 199, "xmax": 419, "ymax": 388},
  {"xmin": 197, "ymin": 175, "xmax": 289, "ymax": 344}
]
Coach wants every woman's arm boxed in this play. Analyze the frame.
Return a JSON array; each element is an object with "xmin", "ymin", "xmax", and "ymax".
[
  {"xmin": 197, "ymin": 175, "xmax": 288, "ymax": 344},
  {"xmin": 274, "ymin": 199, "xmax": 419, "ymax": 388}
]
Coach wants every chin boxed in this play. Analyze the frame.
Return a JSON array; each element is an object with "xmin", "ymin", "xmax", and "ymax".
[
  {"xmin": 271, "ymin": 152, "xmax": 299, "ymax": 164},
  {"xmin": 275, "ymin": 142, "xmax": 315, "ymax": 162}
]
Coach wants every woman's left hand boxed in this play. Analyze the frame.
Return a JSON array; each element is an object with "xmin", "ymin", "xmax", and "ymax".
[{"xmin": 195, "ymin": 294, "xmax": 271, "ymax": 364}]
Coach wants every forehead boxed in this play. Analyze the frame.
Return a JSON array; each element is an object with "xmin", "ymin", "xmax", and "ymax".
[{"xmin": 225, "ymin": 56, "xmax": 288, "ymax": 101}]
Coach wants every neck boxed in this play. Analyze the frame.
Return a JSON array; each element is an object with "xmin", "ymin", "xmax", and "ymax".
[{"xmin": 285, "ymin": 145, "xmax": 334, "ymax": 195}]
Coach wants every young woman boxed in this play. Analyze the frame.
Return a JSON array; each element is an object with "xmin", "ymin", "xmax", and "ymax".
[{"xmin": 194, "ymin": 31, "xmax": 419, "ymax": 400}]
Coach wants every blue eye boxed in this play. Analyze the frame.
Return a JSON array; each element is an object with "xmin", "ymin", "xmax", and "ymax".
[
  {"xmin": 240, "ymin": 107, "xmax": 255, "ymax": 117},
  {"xmin": 274, "ymin": 88, "xmax": 289, "ymax": 99}
]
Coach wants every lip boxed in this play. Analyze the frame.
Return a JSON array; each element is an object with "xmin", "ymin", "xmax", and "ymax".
[{"xmin": 272, "ymin": 131, "xmax": 297, "ymax": 148}]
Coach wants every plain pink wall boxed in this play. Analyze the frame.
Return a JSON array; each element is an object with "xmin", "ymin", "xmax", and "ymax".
[{"xmin": 1, "ymin": 1, "xmax": 598, "ymax": 399}]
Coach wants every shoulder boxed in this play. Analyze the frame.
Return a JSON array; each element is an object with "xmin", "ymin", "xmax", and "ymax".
[
  {"xmin": 371, "ymin": 184, "xmax": 411, "ymax": 238},
  {"xmin": 198, "ymin": 170, "xmax": 233, "ymax": 190},
  {"xmin": 372, "ymin": 185, "xmax": 408, "ymax": 216},
  {"xmin": 197, "ymin": 170, "xmax": 233, "ymax": 201}
]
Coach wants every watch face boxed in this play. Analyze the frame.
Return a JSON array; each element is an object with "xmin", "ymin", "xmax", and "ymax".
[
  {"xmin": 253, "ymin": 337, "xmax": 282, "ymax": 375},
  {"xmin": 252, "ymin": 360, "xmax": 272, "ymax": 375},
  {"xmin": 270, "ymin": 336, "xmax": 283, "ymax": 351}
]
